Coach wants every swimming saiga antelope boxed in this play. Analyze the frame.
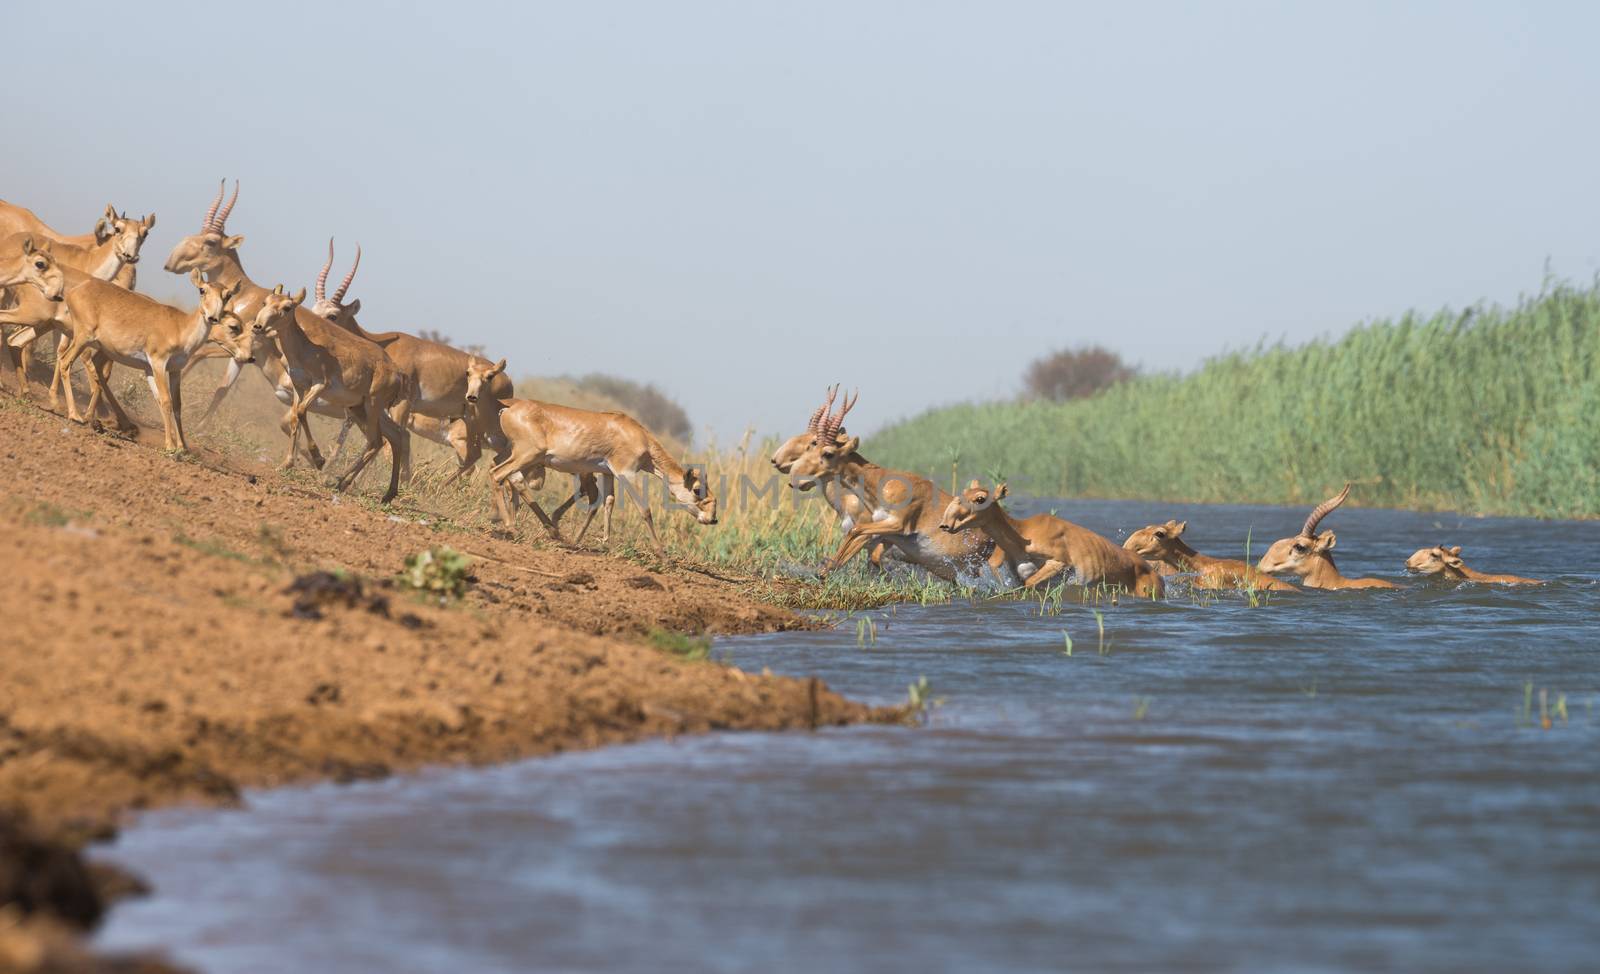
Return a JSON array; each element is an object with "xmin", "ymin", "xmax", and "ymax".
[
  {"xmin": 940, "ymin": 481, "xmax": 1165, "ymax": 597},
  {"xmin": 1124, "ymin": 519, "xmax": 1297, "ymax": 592},
  {"xmin": 1256, "ymin": 485, "xmax": 1398, "ymax": 590},
  {"xmin": 1405, "ymin": 545, "xmax": 1542, "ymax": 586},
  {"xmin": 770, "ymin": 386, "xmax": 897, "ymax": 570},
  {"xmin": 465, "ymin": 358, "xmax": 717, "ymax": 550},
  {"xmin": 162, "ymin": 181, "xmax": 413, "ymax": 502}
]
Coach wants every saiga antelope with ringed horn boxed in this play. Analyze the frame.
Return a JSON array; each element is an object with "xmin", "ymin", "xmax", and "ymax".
[
  {"xmin": 465, "ymin": 358, "xmax": 717, "ymax": 550},
  {"xmin": 770, "ymin": 385, "xmax": 894, "ymax": 569},
  {"xmin": 784, "ymin": 391, "xmax": 999, "ymax": 584},
  {"xmin": 163, "ymin": 180, "xmax": 413, "ymax": 502},
  {"xmin": 1256, "ymin": 484, "xmax": 1398, "ymax": 590},
  {"xmin": 940, "ymin": 481, "xmax": 1166, "ymax": 597}
]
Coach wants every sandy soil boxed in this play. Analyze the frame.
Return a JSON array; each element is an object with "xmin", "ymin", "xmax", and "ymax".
[{"xmin": 0, "ymin": 396, "xmax": 892, "ymax": 971}]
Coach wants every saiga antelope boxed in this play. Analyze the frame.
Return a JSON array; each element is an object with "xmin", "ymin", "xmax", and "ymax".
[
  {"xmin": 770, "ymin": 386, "xmax": 896, "ymax": 569},
  {"xmin": 1405, "ymin": 546, "xmax": 1542, "ymax": 586},
  {"xmin": 1256, "ymin": 485, "xmax": 1398, "ymax": 590},
  {"xmin": 940, "ymin": 481, "xmax": 1165, "ymax": 597},
  {"xmin": 784, "ymin": 392, "xmax": 997, "ymax": 584},
  {"xmin": 53, "ymin": 272, "xmax": 258, "ymax": 452},
  {"xmin": 1124, "ymin": 520, "xmax": 1297, "ymax": 592},
  {"xmin": 162, "ymin": 181, "xmax": 412, "ymax": 502},
  {"xmin": 465, "ymin": 358, "xmax": 717, "ymax": 550}
]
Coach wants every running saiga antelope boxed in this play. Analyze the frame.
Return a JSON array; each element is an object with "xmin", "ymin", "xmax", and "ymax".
[
  {"xmin": 770, "ymin": 386, "xmax": 894, "ymax": 569},
  {"xmin": 0, "ymin": 236, "xmax": 68, "ymax": 392},
  {"xmin": 465, "ymin": 358, "xmax": 716, "ymax": 550},
  {"xmin": 1124, "ymin": 519, "xmax": 1297, "ymax": 591},
  {"xmin": 1256, "ymin": 485, "xmax": 1398, "ymax": 590},
  {"xmin": 53, "ymin": 271, "xmax": 258, "ymax": 452},
  {"xmin": 784, "ymin": 392, "xmax": 997, "ymax": 584},
  {"xmin": 1405, "ymin": 545, "xmax": 1542, "ymax": 586},
  {"xmin": 162, "ymin": 181, "xmax": 413, "ymax": 502},
  {"xmin": 940, "ymin": 481, "xmax": 1165, "ymax": 597}
]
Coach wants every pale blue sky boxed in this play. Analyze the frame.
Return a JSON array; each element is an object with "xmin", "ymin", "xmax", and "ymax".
[{"xmin": 11, "ymin": 1, "xmax": 1598, "ymax": 441}]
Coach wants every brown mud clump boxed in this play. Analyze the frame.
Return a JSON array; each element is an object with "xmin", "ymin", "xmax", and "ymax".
[{"xmin": 0, "ymin": 401, "xmax": 897, "ymax": 969}]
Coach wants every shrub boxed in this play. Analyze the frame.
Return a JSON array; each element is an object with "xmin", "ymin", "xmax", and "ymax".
[{"xmin": 1022, "ymin": 345, "xmax": 1137, "ymax": 402}]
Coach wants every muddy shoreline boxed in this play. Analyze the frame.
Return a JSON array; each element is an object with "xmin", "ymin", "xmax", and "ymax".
[{"xmin": 0, "ymin": 401, "xmax": 894, "ymax": 972}]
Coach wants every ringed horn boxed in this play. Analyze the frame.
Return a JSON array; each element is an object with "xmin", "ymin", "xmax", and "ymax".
[
  {"xmin": 315, "ymin": 239, "xmax": 362, "ymax": 306},
  {"xmin": 201, "ymin": 179, "xmax": 239, "ymax": 233},
  {"xmin": 818, "ymin": 388, "xmax": 858, "ymax": 441},
  {"xmin": 807, "ymin": 384, "xmax": 839, "ymax": 435},
  {"xmin": 1301, "ymin": 483, "xmax": 1351, "ymax": 538}
]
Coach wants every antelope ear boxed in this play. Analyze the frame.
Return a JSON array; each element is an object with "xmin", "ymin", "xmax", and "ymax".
[
  {"xmin": 20, "ymin": 236, "xmax": 33, "ymax": 255},
  {"xmin": 1448, "ymin": 545, "xmax": 1461, "ymax": 556},
  {"xmin": 221, "ymin": 234, "xmax": 245, "ymax": 250},
  {"xmin": 272, "ymin": 284, "xmax": 285, "ymax": 295},
  {"xmin": 189, "ymin": 269, "xmax": 205, "ymax": 288},
  {"xmin": 346, "ymin": 297, "xmax": 361, "ymax": 316},
  {"xmin": 492, "ymin": 358, "xmax": 507, "ymax": 376},
  {"xmin": 840, "ymin": 435, "xmax": 860, "ymax": 454},
  {"xmin": 1314, "ymin": 530, "xmax": 1337, "ymax": 552},
  {"xmin": 94, "ymin": 218, "xmax": 112, "ymax": 243},
  {"xmin": 968, "ymin": 479, "xmax": 982, "ymax": 490},
  {"xmin": 291, "ymin": 287, "xmax": 307, "ymax": 305},
  {"xmin": 684, "ymin": 468, "xmax": 700, "ymax": 489},
  {"xmin": 144, "ymin": 212, "xmax": 156, "ymax": 229},
  {"xmin": 1167, "ymin": 520, "xmax": 1187, "ymax": 537},
  {"xmin": 995, "ymin": 482, "xmax": 1009, "ymax": 499},
  {"xmin": 105, "ymin": 203, "xmax": 118, "ymax": 219}
]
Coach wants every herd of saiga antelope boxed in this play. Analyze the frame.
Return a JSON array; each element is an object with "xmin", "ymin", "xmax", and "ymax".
[{"xmin": 0, "ymin": 182, "xmax": 1541, "ymax": 595}]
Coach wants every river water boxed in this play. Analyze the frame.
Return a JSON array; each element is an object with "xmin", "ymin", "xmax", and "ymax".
[{"xmin": 95, "ymin": 500, "xmax": 1600, "ymax": 973}]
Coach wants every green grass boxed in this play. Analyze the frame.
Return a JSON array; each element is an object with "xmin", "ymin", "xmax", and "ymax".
[{"xmin": 867, "ymin": 276, "xmax": 1600, "ymax": 518}]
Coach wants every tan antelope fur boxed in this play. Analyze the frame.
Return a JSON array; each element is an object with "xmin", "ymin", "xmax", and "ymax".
[
  {"xmin": 0, "ymin": 201, "xmax": 148, "ymax": 289},
  {"xmin": 466, "ymin": 358, "xmax": 716, "ymax": 550},
  {"xmin": 784, "ymin": 392, "xmax": 997, "ymax": 584},
  {"xmin": 162, "ymin": 181, "xmax": 413, "ymax": 502},
  {"xmin": 1405, "ymin": 545, "xmax": 1542, "ymax": 586},
  {"xmin": 54, "ymin": 271, "xmax": 256, "ymax": 451},
  {"xmin": 1124, "ymin": 519, "xmax": 1297, "ymax": 591},
  {"xmin": 1256, "ymin": 485, "xmax": 1398, "ymax": 590},
  {"xmin": 940, "ymin": 481, "xmax": 1165, "ymax": 597}
]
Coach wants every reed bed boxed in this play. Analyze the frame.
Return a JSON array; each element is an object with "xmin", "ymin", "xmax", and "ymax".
[{"xmin": 866, "ymin": 278, "xmax": 1600, "ymax": 518}]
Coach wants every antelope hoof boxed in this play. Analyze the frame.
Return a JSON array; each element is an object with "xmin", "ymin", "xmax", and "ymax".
[{"xmin": 307, "ymin": 449, "xmax": 327, "ymax": 471}]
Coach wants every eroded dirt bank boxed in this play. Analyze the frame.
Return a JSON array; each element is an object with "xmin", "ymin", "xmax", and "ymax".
[{"xmin": 0, "ymin": 399, "xmax": 889, "ymax": 971}]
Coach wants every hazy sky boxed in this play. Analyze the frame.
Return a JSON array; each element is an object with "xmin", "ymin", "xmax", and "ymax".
[{"xmin": 11, "ymin": 1, "xmax": 1599, "ymax": 442}]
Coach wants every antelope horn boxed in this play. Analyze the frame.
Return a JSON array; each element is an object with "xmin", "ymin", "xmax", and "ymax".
[
  {"xmin": 200, "ymin": 180, "xmax": 225, "ymax": 231},
  {"xmin": 808, "ymin": 384, "xmax": 839, "ymax": 434},
  {"xmin": 1301, "ymin": 483, "xmax": 1351, "ymax": 538},
  {"xmin": 332, "ymin": 243, "xmax": 361, "ymax": 303},
  {"xmin": 822, "ymin": 388, "xmax": 858, "ymax": 440},
  {"xmin": 315, "ymin": 238, "xmax": 335, "ymax": 303},
  {"xmin": 214, "ymin": 180, "xmax": 239, "ymax": 231}
]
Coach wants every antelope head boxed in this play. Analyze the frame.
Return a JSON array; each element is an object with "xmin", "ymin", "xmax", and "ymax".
[
  {"xmin": 1123, "ymin": 520, "xmax": 1189, "ymax": 559},
  {"xmin": 311, "ymin": 238, "xmax": 362, "ymax": 323},
  {"xmin": 189, "ymin": 269, "xmax": 242, "ymax": 326},
  {"xmin": 1406, "ymin": 545, "xmax": 1466, "ymax": 578},
  {"xmin": 95, "ymin": 205, "xmax": 156, "ymax": 265},
  {"xmin": 247, "ymin": 283, "xmax": 306, "ymax": 348},
  {"xmin": 10, "ymin": 237, "xmax": 66, "ymax": 301},
  {"xmin": 164, "ymin": 179, "xmax": 243, "ymax": 275},
  {"xmin": 676, "ymin": 467, "xmax": 719, "ymax": 525},
  {"xmin": 1256, "ymin": 484, "xmax": 1350, "ymax": 577},
  {"xmin": 772, "ymin": 385, "xmax": 841, "ymax": 474},
  {"xmin": 464, "ymin": 357, "xmax": 507, "ymax": 407},
  {"xmin": 939, "ymin": 480, "xmax": 1007, "ymax": 533},
  {"xmin": 785, "ymin": 387, "xmax": 859, "ymax": 490}
]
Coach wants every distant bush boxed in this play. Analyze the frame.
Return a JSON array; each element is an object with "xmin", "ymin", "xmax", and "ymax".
[
  {"xmin": 1022, "ymin": 345, "xmax": 1137, "ymax": 402},
  {"xmin": 415, "ymin": 329, "xmax": 487, "ymax": 360}
]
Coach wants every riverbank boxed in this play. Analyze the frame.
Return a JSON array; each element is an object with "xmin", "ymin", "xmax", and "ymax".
[{"xmin": 0, "ymin": 397, "xmax": 896, "ymax": 972}]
